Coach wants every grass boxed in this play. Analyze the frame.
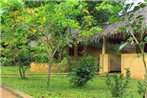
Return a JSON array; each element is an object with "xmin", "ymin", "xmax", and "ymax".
[
  {"xmin": 1, "ymin": 65, "xmax": 65, "ymax": 75},
  {"xmin": 2, "ymin": 77, "xmax": 142, "ymax": 98},
  {"xmin": 1, "ymin": 66, "xmax": 142, "ymax": 98},
  {"xmin": 1, "ymin": 66, "xmax": 47, "ymax": 74}
]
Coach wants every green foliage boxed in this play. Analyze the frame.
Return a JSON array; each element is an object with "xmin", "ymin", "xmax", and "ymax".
[
  {"xmin": 68, "ymin": 56, "xmax": 97, "ymax": 87},
  {"xmin": 127, "ymin": 37, "xmax": 134, "ymax": 42},
  {"xmin": 58, "ymin": 57, "xmax": 68, "ymax": 72},
  {"xmin": 24, "ymin": 0, "xmax": 50, "ymax": 8},
  {"xmin": 18, "ymin": 46, "xmax": 32, "ymax": 66},
  {"xmin": 138, "ymin": 80, "xmax": 147, "ymax": 96},
  {"xmin": 0, "ymin": 57, "xmax": 10, "ymax": 66},
  {"xmin": 105, "ymin": 68, "xmax": 130, "ymax": 98},
  {"xmin": 59, "ymin": 58, "xmax": 68, "ymax": 66},
  {"xmin": 31, "ymin": 44, "xmax": 49, "ymax": 63},
  {"xmin": 144, "ymin": 36, "xmax": 147, "ymax": 42},
  {"xmin": 1, "ymin": 0, "xmax": 33, "ymax": 66},
  {"xmin": 96, "ymin": 0, "xmax": 123, "ymax": 24}
]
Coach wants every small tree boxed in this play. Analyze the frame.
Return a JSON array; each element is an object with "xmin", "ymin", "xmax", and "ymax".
[
  {"xmin": 138, "ymin": 80, "xmax": 147, "ymax": 98},
  {"xmin": 97, "ymin": 0, "xmax": 147, "ymax": 97},
  {"xmin": 118, "ymin": 2, "xmax": 147, "ymax": 97},
  {"xmin": 1, "ymin": 1, "xmax": 34, "ymax": 78}
]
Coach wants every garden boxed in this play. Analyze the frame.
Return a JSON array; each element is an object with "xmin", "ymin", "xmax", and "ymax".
[{"xmin": 1, "ymin": 0, "xmax": 147, "ymax": 98}]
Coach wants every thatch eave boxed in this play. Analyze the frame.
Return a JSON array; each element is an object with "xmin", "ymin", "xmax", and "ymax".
[{"xmin": 92, "ymin": 6, "xmax": 147, "ymax": 43}]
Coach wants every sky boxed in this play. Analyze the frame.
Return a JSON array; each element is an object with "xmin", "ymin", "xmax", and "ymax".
[{"xmin": 124, "ymin": 0, "xmax": 145, "ymax": 12}]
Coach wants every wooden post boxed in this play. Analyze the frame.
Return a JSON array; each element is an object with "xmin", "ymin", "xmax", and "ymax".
[
  {"xmin": 74, "ymin": 46, "xmax": 78, "ymax": 58},
  {"xmin": 100, "ymin": 36, "xmax": 106, "ymax": 74},
  {"xmin": 102, "ymin": 36, "xmax": 106, "ymax": 54},
  {"xmin": 83, "ymin": 45, "xmax": 87, "ymax": 56},
  {"xmin": 66, "ymin": 48, "xmax": 69, "ymax": 57}
]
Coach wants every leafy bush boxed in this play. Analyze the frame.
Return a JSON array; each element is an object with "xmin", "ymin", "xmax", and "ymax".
[
  {"xmin": 105, "ymin": 68, "xmax": 130, "ymax": 98},
  {"xmin": 68, "ymin": 56, "xmax": 97, "ymax": 87},
  {"xmin": 137, "ymin": 80, "xmax": 147, "ymax": 97}
]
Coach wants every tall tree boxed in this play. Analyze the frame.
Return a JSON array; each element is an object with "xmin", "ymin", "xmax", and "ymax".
[{"xmin": 31, "ymin": 0, "xmax": 82, "ymax": 86}]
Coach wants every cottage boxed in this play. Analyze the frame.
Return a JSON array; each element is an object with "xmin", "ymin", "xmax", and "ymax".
[
  {"xmin": 66, "ymin": 6, "xmax": 147, "ymax": 79},
  {"xmin": 97, "ymin": 6, "xmax": 147, "ymax": 79}
]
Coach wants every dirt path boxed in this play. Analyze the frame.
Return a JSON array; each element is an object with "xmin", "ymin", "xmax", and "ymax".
[{"xmin": 0, "ymin": 86, "xmax": 17, "ymax": 98}]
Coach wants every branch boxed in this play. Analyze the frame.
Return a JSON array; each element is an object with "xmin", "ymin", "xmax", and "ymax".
[
  {"xmin": 24, "ymin": 66, "xmax": 29, "ymax": 72},
  {"xmin": 124, "ymin": 9, "xmax": 139, "ymax": 44},
  {"xmin": 45, "ymin": 35, "xmax": 53, "ymax": 50},
  {"xmin": 52, "ymin": 43, "xmax": 63, "ymax": 58}
]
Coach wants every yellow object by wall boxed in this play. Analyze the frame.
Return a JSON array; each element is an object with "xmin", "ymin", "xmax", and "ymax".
[
  {"xmin": 121, "ymin": 54, "xmax": 147, "ymax": 79},
  {"xmin": 30, "ymin": 62, "xmax": 68, "ymax": 73},
  {"xmin": 30, "ymin": 62, "xmax": 48, "ymax": 72}
]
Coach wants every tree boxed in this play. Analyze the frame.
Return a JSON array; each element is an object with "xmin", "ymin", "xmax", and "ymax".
[
  {"xmin": 1, "ymin": 0, "xmax": 34, "ymax": 78},
  {"xmin": 29, "ymin": 1, "xmax": 82, "ymax": 86}
]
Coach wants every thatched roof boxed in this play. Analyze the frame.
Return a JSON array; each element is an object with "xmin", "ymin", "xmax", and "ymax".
[{"xmin": 92, "ymin": 5, "xmax": 147, "ymax": 43}]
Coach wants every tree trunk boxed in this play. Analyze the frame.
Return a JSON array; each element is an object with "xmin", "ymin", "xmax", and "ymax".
[
  {"xmin": 22, "ymin": 67, "xmax": 25, "ymax": 78},
  {"xmin": 18, "ymin": 58, "xmax": 23, "ymax": 78},
  {"xmin": 19, "ymin": 66, "xmax": 23, "ymax": 78},
  {"xmin": 19, "ymin": 65, "xmax": 27, "ymax": 79},
  {"xmin": 22, "ymin": 66, "xmax": 28, "ymax": 79},
  {"xmin": 47, "ymin": 57, "xmax": 53, "ymax": 86},
  {"xmin": 22, "ymin": 71, "xmax": 25, "ymax": 78},
  {"xmin": 1, "ymin": 65, "xmax": 3, "ymax": 74}
]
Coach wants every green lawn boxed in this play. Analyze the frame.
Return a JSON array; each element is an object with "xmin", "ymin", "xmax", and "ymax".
[
  {"xmin": 1, "ymin": 66, "xmax": 65, "ymax": 75},
  {"xmin": 1, "ymin": 66, "xmax": 47, "ymax": 74},
  {"xmin": 2, "ymin": 76, "xmax": 141, "ymax": 98},
  {"xmin": 1, "ymin": 66, "xmax": 142, "ymax": 98}
]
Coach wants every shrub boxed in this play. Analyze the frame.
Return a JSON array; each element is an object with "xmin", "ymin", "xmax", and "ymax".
[
  {"xmin": 137, "ymin": 80, "xmax": 147, "ymax": 97},
  {"xmin": 105, "ymin": 68, "xmax": 130, "ymax": 98},
  {"xmin": 68, "ymin": 56, "xmax": 97, "ymax": 87}
]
